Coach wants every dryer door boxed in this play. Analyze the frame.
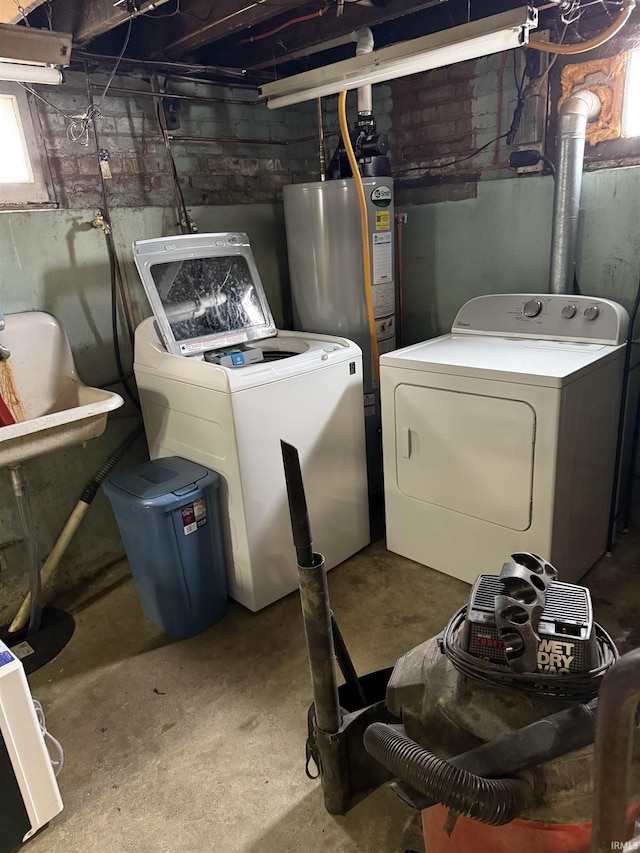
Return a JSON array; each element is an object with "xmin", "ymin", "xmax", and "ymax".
[{"xmin": 395, "ymin": 384, "xmax": 535, "ymax": 531}]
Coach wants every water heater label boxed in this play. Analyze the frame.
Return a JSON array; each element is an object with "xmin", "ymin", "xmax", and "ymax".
[
  {"xmin": 373, "ymin": 281, "xmax": 394, "ymax": 314},
  {"xmin": 372, "ymin": 232, "xmax": 392, "ymax": 284},
  {"xmin": 375, "ymin": 211, "xmax": 391, "ymax": 231}
]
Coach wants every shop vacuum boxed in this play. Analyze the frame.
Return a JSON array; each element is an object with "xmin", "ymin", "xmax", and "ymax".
[{"xmin": 281, "ymin": 441, "xmax": 640, "ymax": 853}]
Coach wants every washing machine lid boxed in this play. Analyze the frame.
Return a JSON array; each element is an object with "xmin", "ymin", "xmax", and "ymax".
[
  {"xmin": 133, "ymin": 232, "xmax": 277, "ymax": 356},
  {"xmin": 380, "ymin": 334, "xmax": 624, "ymax": 387}
]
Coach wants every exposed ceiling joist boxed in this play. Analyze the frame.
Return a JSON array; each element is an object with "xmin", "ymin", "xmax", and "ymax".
[
  {"xmin": 157, "ymin": 0, "xmax": 317, "ymax": 58},
  {"xmin": 50, "ymin": 0, "xmax": 128, "ymax": 44},
  {"xmin": 225, "ymin": 0, "xmax": 448, "ymax": 72}
]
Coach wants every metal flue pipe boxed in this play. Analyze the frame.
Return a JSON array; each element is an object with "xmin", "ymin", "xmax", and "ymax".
[{"xmin": 549, "ymin": 90, "xmax": 601, "ymax": 294}]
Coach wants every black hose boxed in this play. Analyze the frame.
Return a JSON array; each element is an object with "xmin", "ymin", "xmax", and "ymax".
[
  {"xmin": 106, "ymin": 233, "xmax": 141, "ymax": 411},
  {"xmin": 82, "ymin": 424, "xmax": 144, "ymax": 504},
  {"xmin": 363, "ymin": 723, "xmax": 534, "ymax": 826}
]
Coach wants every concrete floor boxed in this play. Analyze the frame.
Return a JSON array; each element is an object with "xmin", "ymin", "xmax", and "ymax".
[{"xmin": 22, "ymin": 530, "xmax": 640, "ymax": 853}]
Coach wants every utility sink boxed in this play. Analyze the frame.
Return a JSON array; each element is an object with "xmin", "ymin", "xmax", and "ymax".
[{"xmin": 0, "ymin": 311, "xmax": 124, "ymax": 467}]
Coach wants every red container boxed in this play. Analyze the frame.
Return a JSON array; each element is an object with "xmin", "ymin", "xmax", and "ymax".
[{"xmin": 422, "ymin": 803, "xmax": 640, "ymax": 853}]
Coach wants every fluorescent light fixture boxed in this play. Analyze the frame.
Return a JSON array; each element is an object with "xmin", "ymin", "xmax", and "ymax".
[
  {"xmin": 0, "ymin": 23, "xmax": 71, "ymax": 86},
  {"xmin": 261, "ymin": 7, "xmax": 538, "ymax": 109},
  {"xmin": 0, "ymin": 62, "xmax": 63, "ymax": 85}
]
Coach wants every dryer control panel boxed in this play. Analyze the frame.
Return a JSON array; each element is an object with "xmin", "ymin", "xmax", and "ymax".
[{"xmin": 452, "ymin": 293, "xmax": 629, "ymax": 345}]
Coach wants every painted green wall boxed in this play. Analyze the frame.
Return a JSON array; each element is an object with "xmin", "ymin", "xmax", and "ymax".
[
  {"xmin": 0, "ymin": 203, "xmax": 289, "ymax": 624},
  {"xmin": 400, "ymin": 166, "xmax": 640, "ymax": 344}
]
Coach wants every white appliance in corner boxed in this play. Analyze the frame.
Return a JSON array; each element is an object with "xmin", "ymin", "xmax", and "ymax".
[
  {"xmin": 381, "ymin": 293, "xmax": 629, "ymax": 585},
  {"xmin": 133, "ymin": 232, "xmax": 370, "ymax": 612},
  {"xmin": 0, "ymin": 640, "xmax": 62, "ymax": 853}
]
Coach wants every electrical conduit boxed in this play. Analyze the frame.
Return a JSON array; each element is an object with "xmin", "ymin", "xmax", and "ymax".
[{"xmin": 337, "ymin": 90, "xmax": 380, "ymax": 384}]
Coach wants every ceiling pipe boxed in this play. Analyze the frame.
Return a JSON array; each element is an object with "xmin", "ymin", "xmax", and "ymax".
[{"xmin": 549, "ymin": 89, "xmax": 601, "ymax": 295}]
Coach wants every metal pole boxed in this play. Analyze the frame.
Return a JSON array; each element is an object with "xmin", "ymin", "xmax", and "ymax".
[
  {"xmin": 591, "ymin": 646, "xmax": 640, "ymax": 852},
  {"xmin": 297, "ymin": 556, "xmax": 342, "ymax": 734}
]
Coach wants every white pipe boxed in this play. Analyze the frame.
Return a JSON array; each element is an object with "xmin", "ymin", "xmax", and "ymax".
[{"xmin": 355, "ymin": 27, "xmax": 374, "ymax": 115}]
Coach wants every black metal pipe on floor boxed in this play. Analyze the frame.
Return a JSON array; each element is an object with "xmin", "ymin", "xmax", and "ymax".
[
  {"xmin": 281, "ymin": 440, "xmax": 341, "ymax": 734},
  {"xmin": 297, "ymin": 555, "xmax": 341, "ymax": 735}
]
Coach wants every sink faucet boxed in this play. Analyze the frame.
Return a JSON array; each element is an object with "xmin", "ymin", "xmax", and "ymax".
[{"xmin": 0, "ymin": 311, "xmax": 10, "ymax": 360}]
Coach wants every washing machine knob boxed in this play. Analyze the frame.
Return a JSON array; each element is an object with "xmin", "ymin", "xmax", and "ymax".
[
  {"xmin": 584, "ymin": 305, "xmax": 600, "ymax": 321},
  {"xmin": 523, "ymin": 299, "xmax": 542, "ymax": 318},
  {"xmin": 562, "ymin": 304, "xmax": 577, "ymax": 319}
]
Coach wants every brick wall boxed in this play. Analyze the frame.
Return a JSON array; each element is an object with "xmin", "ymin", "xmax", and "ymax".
[{"xmin": 35, "ymin": 69, "xmax": 319, "ymax": 210}]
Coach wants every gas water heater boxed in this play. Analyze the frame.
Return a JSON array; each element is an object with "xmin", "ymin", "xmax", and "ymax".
[{"xmin": 283, "ymin": 175, "xmax": 395, "ymax": 495}]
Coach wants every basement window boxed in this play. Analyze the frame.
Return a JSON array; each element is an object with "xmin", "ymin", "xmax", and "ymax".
[
  {"xmin": 623, "ymin": 50, "xmax": 640, "ymax": 138},
  {"xmin": 0, "ymin": 83, "xmax": 55, "ymax": 208}
]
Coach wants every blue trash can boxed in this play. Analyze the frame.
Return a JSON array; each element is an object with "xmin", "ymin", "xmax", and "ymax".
[{"xmin": 103, "ymin": 456, "xmax": 228, "ymax": 638}]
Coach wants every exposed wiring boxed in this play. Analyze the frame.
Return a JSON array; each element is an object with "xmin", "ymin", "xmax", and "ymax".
[
  {"xmin": 395, "ymin": 133, "xmax": 509, "ymax": 177},
  {"xmin": 33, "ymin": 699, "xmax": 64, "ymax": 777},
  {"xmin": 240, "ymin": 4, "xmax": 328, "ymax": 43},
  {"xmin": 67, "ymin": 16, "xmax": 134, "ymax": 145},
  {"xmin": 153, "ymin": 73, "xmax": 195, "ymax": 234},
  {"xmin": 140, "ymin": 0, "xmax": 181, "ymax": 17},
  {"xmin": 493, "ymin": 51, "xmax": 510, "ymax": 167},
  {"xmin": 19, "ymin": 17, "xmax": 134, "ymax": 146},
  {"xmin": 82, "ymin": 68, "xmax": 140, "ymax": 410},
  {"xmin": 528, "ymin": 0, "xmax": 635, "ymax": 53}
]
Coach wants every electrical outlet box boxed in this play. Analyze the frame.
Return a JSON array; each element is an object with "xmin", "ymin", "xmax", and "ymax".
[{"xmin": 511, "ymin": 31, "xmax": 551, "ymax": 174}]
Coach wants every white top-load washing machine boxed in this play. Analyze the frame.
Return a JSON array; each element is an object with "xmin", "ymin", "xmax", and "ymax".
[
  {"xmin": 133, "ymin": 232, "xmax": 369, "ymax": 612},
  {"xmin": 381, "ymin": 293, "xmax": 629, "ymax": 585}
]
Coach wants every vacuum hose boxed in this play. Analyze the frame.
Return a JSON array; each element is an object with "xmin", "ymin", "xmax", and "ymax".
[{"xmin": 363, "ymin": 722, "xmax": 534, "ymax": 826}]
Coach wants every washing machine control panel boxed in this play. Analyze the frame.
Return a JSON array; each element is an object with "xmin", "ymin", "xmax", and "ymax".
[
  {"xmin": 523, "ymin": 298, "xmax": 542, "ymax": 318},
  {"xmin": 452, "ymin": 294, "xmax": 629, "ymax": 345}
]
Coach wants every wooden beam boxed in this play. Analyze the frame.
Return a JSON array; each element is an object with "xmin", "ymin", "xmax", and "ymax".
[
  {"xmin": 50, "ymin": 0, "xmax": 130, "ymax": 44},
  {"xmin": 158, "ymin": 0, "xmax": 312, "ymax": 58},
  {"xmin": 220, "ymin": 0, "xmax": 449, "ymax": 72}
]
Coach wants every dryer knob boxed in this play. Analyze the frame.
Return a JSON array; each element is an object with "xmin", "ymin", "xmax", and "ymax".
[
  {"xmin": 523, "ymin": 299, "xmax": 542, "ymax": 318},
  {"xmin": 584, "ymin": 305, "xmax": 600, "ymax": 321},
  {"xmin": 562, "ymin": 304, "xmax": 577, "ymax": 319}
]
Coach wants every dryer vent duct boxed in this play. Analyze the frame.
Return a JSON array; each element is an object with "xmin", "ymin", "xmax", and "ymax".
[{"xmin": 549, "ymin": 90, "xmax": 601, "ymax": 295}]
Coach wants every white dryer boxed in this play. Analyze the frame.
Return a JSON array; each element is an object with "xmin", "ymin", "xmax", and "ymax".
[
  {"xmin": 133, "ymin": 232, "xmax": 369, "ymax": 612},
  {"xmin": 381, "ymin": 293, "xmax": 629, "ymax": 585}
]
